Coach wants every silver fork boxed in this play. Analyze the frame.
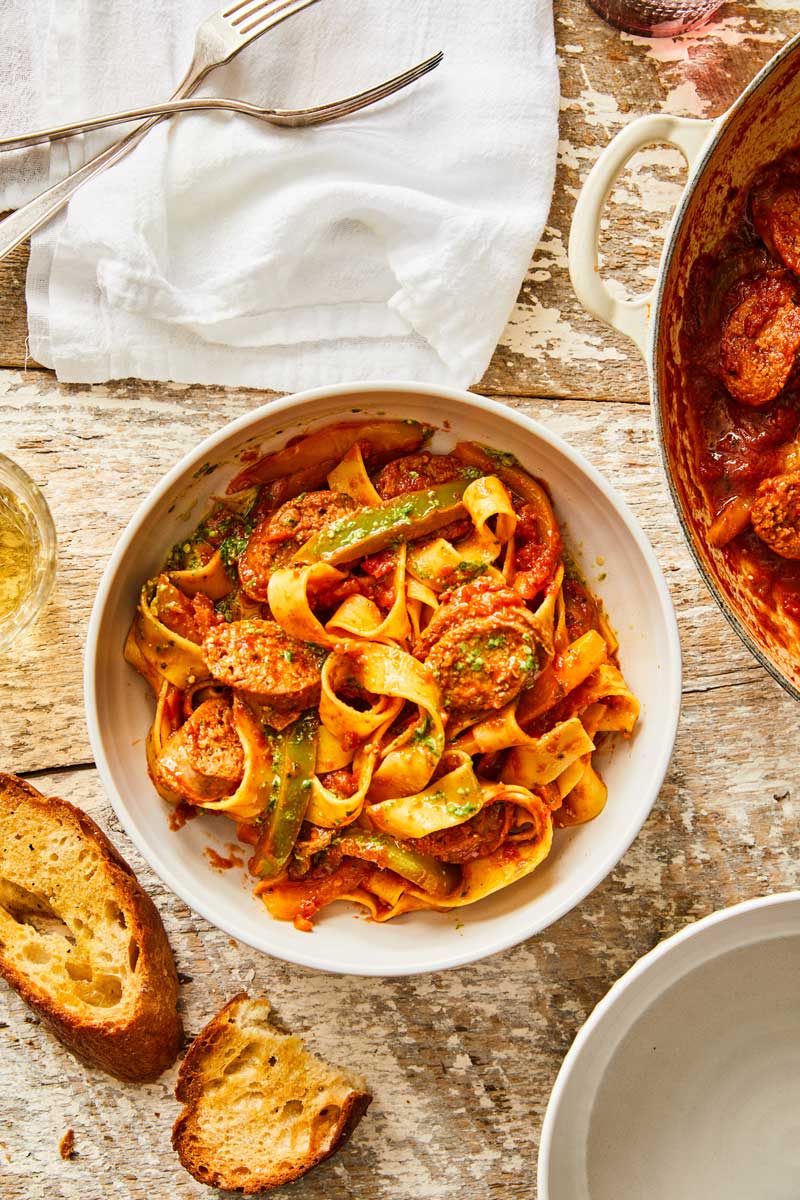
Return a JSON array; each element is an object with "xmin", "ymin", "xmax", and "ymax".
[
  {"xmin": 0, "ymin": 53, "xmax": 443, "ymax": 153},
  {"xmin": 0, "ymin": 0, "xmax": 323, "ymax": 263}
]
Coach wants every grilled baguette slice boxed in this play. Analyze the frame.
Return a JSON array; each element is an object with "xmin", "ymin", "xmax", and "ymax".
[
  {"xmin": 173, "ymin": 993, "xmax": 371, "ymax": 1192},
  {"xmin": 0, "ymin": 773, "xmax": 182, "ymax": 1081}
]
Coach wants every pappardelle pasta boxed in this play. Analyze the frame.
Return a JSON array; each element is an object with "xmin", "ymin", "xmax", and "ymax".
[{"xmin": 125, "ymin": 420, "xmax": 639, "ymax": 930}]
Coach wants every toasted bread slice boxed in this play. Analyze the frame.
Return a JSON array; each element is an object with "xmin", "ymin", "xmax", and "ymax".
[
  {"xmin": 172, "ymin": 993, "xmax": 371, "ymax": 1192},
  {"xmin": 0, "ymin": 773, "xmax": 182, "ymax": 1081}
]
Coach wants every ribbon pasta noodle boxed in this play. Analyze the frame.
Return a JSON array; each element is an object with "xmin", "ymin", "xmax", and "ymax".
[{"xmin": 124, "ymin": 419, "xmax": 640, "ymax": 930}]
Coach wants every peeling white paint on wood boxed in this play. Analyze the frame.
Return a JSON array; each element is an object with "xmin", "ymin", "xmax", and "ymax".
[{"xmin": 503, "ymin": 297, "xmax": 629, "ymax": 366}]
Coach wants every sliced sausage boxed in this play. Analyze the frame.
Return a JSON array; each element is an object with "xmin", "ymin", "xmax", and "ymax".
[
  {"xmin": 719, "ymin": 274, "xmax": 800, "ymax": 406},
  {"xmin": 414, "ymin": 578, "xmax": 529, "ymax": 661},
  {"xmin": 237, "ymin": 522, "xmax": 301, "ymax": 602},
  {"xmin": 202, "ymin": 619, "xmax": 322, "ymax": 710},
  {"xmin": 412, "ymin": 803, "xmax": 512, "ymax": 863},
  {"xmin": 152, "ymin": 575, "xmax": 219, "ymax": 644},
  {"xmin": 238, "ymin": 491, "xmax": 357, "ymax": 601},
  {"xmin": 752, "ymin": 182, "xmax": 800, "ymax": 275},
  {"xmin": 751, "ymin": 470, "xmax": 800, "ymax": 559},
  {"xmin": 155, "ymin": 698, "xmax": 243, "ymax": 801},
  {"xmin": 424, "ymin": 607, "xmax": 542, "ymax": 719}
]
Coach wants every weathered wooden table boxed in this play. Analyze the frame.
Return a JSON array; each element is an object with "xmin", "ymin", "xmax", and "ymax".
[{"xmin": 2, "ymin": 4, "xmax": 800, "ymax": 1197}]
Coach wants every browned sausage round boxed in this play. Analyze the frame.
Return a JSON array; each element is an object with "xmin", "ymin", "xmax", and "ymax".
[
  {"xmin": 155, "ymin": 697, "xmax": 243, "ymax": 801},
  {"xmin": 719, "ymin": 274, "xmax": 800, "ymax": 406},
  {"xmin": 751, "ymin": 470, "xmax": 800, "ymax": 559},
  {"xmin": 238, "ymin": 490, "xmax": 357, "ymax": 601},
  {"xmin": 152, "ymin": 575, "xmax": 219, "ymax": 643},
  {"xmin": 202, "ymin": 619, "xmax": 322, "ymax": 710},
  {"xmin": 414, "ymin": 578, "xmax": 529, "ymax": 661},
  {"xmin": 424, "ymin": 608, "xmax": 541, "ymax": 719},
  {"xmin": 752, "ymin": 183, "xmax": 800, "ymax": 275}
]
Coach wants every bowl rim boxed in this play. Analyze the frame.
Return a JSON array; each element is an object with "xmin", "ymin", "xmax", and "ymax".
[
  {"xmin": 536, "ymin": 888, "xmax": 800, "ymax": 1197},
  {"xmin": 84, "ymin": 380, "xmax": 682, "ymax": 976},
  {"xmin": 648, "ymin": 30, "xmax": 800, "ymax": 703}
]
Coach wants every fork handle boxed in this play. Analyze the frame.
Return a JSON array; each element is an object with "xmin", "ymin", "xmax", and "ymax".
[
  {"xmin": 0, "ymin": 97, "xmax": 267, "ymax": 153},
  {"xmin": 0, "ymin": 62, "xmax": 206, "ymax": 263}
]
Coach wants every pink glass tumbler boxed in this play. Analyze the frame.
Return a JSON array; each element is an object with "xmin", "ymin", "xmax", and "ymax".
[{"xmin": 588, "ymin": 0, "xmax": 724, "ymax": 36}]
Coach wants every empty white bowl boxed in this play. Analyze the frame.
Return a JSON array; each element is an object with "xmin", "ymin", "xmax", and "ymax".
[
  {"xmin": 84, "ymin": 382, "xmax": 681, "ymax": 976},
  {"xmin": 539, "ymin": 891, "xmax": 800, "ymax": 1199}
]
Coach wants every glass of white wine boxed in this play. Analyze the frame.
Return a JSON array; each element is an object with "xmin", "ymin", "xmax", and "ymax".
[{"xmin": 0, "ymin": 454, "xmax": 56, "ymax": 653}]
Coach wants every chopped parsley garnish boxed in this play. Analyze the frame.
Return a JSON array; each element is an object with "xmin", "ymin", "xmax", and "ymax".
[
  {"xmin": 447, "ymin": 801, "xmax": 479, "ymax": 819},
  {"xmin": 453, "ymin": 560, "xmax": 486, "ymax": 582},
  {"xmin": 165, "ymin": 534, "xmax": 205, "ymax": 571},
  {"xmin": 214, "ymin": 594, "xmax": 237, "ymax": 622},
  {"xmin": 482, "ymin": 445, "xmax": 520, "ymax": 469},
  {"xmin": 458, "ymin": 641, "xmax": 486, "ymax": 672},
  {"xmin": 412, "ymin": 715, "xmax": 432, "ymax": 742},
  {"xmin": 521, "ymin": 650, "xmax": 538, "ymax": 673},
  {"xmin": 219, "ymin": 532, "xmax": 250, "ymax": 568},
  {"xmin": 411, "ymin": 715, "xmax": 440, "ymax": 755}
]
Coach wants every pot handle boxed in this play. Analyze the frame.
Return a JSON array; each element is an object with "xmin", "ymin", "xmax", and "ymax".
[{"xmin": 568, "ymin": 113, "xmax": 717, "ymax": 360}]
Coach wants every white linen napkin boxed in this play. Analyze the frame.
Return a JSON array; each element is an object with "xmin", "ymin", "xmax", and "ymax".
[{"xmin": 0, "ymin": 0, "xmax": 558, "ymax": 390}]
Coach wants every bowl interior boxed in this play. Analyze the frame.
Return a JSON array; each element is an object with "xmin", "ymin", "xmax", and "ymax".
[
  {"xmin": 87, "ymin": 384, "xmax": 680, "ymax": 975},
  {"xmin": 540, "ymin": 894, "xmax": 800, "ymax": 1199},
  {"xmin": 655, "ymin": 36, "xmax": 800, "ymax": 696}
]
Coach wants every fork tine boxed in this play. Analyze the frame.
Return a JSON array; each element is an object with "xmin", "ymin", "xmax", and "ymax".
[
  {"xmin": 222, "ymin": 0, "xmax": 292, "ymax": 19},
  {"xmin": 281, "ymin": 52, "xmax": 444, "ymax": 125},
  {"xmin": 221, "ymin": 0, "xmax": 259, "ymax": 15},
  {"xmin": 228, "ymin": 0, "xmax": 319, "ymax": 36}
]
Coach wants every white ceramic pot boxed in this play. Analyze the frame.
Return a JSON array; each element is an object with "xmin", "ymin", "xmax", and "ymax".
[
  {"xmin": 85, "ymin": 382, "xmax": 680, "ymax": 976},
  {"xmin": 569, "ymin": 34, "xmax": 800, "ymax": 699},
  {"xmin": 538, "ymin": 891, "xmax": 800, "ymax": 1199}
]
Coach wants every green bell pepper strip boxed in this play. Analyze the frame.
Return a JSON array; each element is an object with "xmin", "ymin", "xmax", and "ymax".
[
  {"xmin": 251, "ymin": 710, "xmax": 319, "ymax": 879},
  {"xmin": 297, "ymin": 480, "xmax": 469, "ymax": 566},
  {"xmin": 333, "ymin": 828, "xmax": 460, "ymax": 898}
]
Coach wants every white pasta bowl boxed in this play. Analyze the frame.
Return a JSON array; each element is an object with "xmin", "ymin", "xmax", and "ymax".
[
  {"xmin": 85, "ymin": 382, "xmax": 681, "ymax": 976},
  {"xmin": 538, "ymin": 891, "xmax": 800, "ymax": 1200}
]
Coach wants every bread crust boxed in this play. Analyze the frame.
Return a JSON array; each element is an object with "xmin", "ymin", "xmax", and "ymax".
[
  {"xmin": 0, "ymin": 773, "xmax": 182, "ymax": 1081},
  {"xmin": 172, "ymin": 993, "xmax": 371, "ymax": 1192}
]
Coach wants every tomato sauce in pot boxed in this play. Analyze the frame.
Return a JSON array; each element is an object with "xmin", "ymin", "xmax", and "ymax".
[{"xmin": 681, "ymin": 147, "xmax": 800, "ymax": 632}]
